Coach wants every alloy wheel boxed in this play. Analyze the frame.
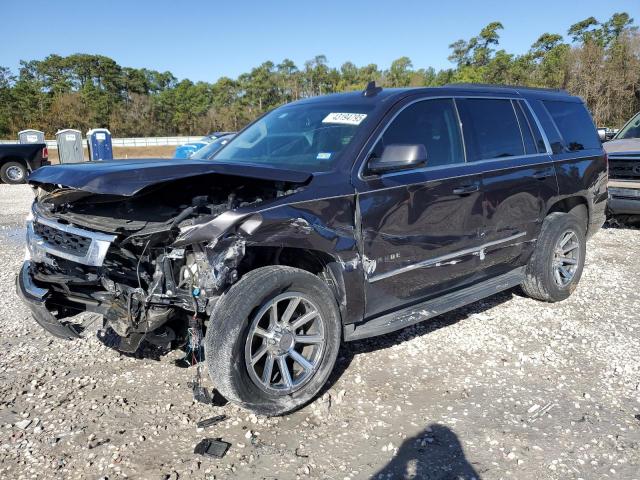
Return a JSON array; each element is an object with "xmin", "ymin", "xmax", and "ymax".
[
  {"xmin": 6, "ymin": 165, "xmax": 24, "ymax": 182},
  {"xmin": 244, "ymin": 292, "xmax": 326, "ymax": 395},
  {"xmin": 552, "ymin": 230, "xmax": 580, "ymax": 287}
]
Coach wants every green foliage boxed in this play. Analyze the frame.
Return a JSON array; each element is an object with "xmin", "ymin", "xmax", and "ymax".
[{"xmin": 1, "ymin": 12, "xmax": 638, "ymax": 138}]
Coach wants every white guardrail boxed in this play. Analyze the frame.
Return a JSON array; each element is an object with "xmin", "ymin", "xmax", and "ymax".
[{"xmin": 0, "ymin": 136, "xmax": 204, "ymax": 149}]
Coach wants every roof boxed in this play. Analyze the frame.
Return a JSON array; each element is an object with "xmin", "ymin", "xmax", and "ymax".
[{"xmin": 289, "ymin": 83, "xmax": 580, "ymax": 108}]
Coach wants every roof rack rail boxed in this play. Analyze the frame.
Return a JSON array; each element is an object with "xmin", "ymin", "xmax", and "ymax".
[
  {"xmin": 445, "ymin": 83, "xmax": 568, "ymax": 94},
  {"xmin": 363, "ymin": 81, "xmax": 383, "ymax": 97}
]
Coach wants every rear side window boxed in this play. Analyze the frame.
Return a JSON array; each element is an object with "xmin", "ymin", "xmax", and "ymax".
[
  {"xmin": 515, "ymin": 101, "xmax": 547, "ymax": 154},
  {"xmin": 513, "ymin": 101, "xmax": 538, "ymax": 155},
  {"xmin": 371, "ymin": 98, "xmax": 464, "ymax": 168},
  {"xmin": 543, "ymin": 100, "xmax": 600, "ymax": 152},
  {"xmin": 457, "ymin": 98, "xmax": 524, "ymax": 161}
]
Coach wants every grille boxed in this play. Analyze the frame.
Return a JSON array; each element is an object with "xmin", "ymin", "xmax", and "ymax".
[
  {"xmin": 609, "ymin": 156, "xmax": 640, "ymax": 180},
  {"xmin": 33, "ymin": 221, "xmax": 91, "ymax": 256}
]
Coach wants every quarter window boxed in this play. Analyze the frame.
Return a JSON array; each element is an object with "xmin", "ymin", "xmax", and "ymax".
[
  {"xmin": 543, "ymin": 100, "xmax": 600, "ymax": 151},
  {"xmin": 370, "ymin": 98, "xmax": 464, "ymax": 170},
  {"xmin": 457, "ymin": 98, "xmax": 525, "ymax": 161}
]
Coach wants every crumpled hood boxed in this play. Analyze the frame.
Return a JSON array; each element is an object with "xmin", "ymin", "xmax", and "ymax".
[
  {"xmin": 604, "ymin": 138, "xmax": 640, "ymax": 155},
  {"xmin": 28, "ymin": 158, "xmax": 312, "ymax": 196}
]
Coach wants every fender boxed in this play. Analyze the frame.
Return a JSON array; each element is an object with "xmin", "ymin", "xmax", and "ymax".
[{"xmin": 173, "ymin": 196, "xmax": 366, "ymax": 325}]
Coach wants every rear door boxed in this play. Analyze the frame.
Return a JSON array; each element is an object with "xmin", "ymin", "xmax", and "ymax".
[
  {"xmin": 455, "ymin": 97, "xmax": 557, "ymax": 276},
  {"xmin": 353, "ymin": 97, "xmax": 485, "ymax": 318}
]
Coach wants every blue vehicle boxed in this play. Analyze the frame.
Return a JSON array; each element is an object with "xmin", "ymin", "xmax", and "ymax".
[
  {"xmin": 174, "ymin": 132, "xmax": 235, "ymax": 159},
  {"xmin": 190, "ymin": 134, "xmax": 235, "ymax": 160}
]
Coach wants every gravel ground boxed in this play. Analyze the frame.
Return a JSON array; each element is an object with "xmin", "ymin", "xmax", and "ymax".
[{"xmin": 0, "ymin": 184, "xmax": 639, "ymax": 480}]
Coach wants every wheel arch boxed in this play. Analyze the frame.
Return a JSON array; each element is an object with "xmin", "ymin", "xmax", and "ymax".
[
  {"xmin": 546, "ymin": 195, "xmax": 590, "ymax": 234},
  {"xmin": 0, "ymin": 156, "xmax": 28, "ymax": 168},
  {"xmin": 238, "ymin": 245, "xmax": 353, "ymax": 325}
]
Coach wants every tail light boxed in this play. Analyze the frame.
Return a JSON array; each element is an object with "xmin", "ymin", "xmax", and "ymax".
[{"xmin": 42, "ymin": 147, "xmax": 48, "ymax": 160}]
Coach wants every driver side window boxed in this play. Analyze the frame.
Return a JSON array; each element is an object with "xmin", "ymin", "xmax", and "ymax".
[{"xmin": 371, "ymin": 98, "xmax": 465, "ymax": 168}]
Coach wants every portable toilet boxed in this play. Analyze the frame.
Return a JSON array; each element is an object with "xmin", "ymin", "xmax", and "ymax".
[
  {"xmin": 18, "ymin": 129, "xmax": 45, "ymax": 144},
  {"xmin": 55, "ymin": 129, "xmax": 85, "ymax": 163},
  {"xmin": 87, "ymin": 128, "xmax": 113, "ymax": 161}
]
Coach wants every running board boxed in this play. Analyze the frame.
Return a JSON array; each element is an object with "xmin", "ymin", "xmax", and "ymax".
[{"xmin": 344, "ymin": 267, "xmax": 525, "ymax": 341}]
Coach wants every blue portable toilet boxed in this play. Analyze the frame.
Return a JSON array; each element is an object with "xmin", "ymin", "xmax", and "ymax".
[{"xmin": 87, "ymin": 128, "xmax": 113, "ymax": 161}]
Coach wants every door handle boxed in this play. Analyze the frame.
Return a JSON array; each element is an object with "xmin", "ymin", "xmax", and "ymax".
[
  {"xmin": 532, "ymin": 170, "xmax": 552, "ymax": 180},
  {"xmin": 452, "ymin": 184, "xmax": 479, "ymax": 195}
]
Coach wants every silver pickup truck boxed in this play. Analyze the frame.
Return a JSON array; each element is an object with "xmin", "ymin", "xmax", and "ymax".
[{"xmin": 604, "ymin": 111, "xmax": 640, "ymax": 215}]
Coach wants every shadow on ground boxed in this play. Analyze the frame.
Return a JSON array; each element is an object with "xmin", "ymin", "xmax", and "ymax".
[{"xmin": 372, "ymin": 424, "xmax": 482, "ymax": 479}]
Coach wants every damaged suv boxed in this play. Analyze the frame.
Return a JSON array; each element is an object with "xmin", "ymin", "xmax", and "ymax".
[{"xmin": 17, "ymin": 83, "xmax": 607, "ymax": 415}]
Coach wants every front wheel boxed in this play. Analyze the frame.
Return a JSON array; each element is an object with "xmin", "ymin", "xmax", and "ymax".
[
  {"xmin": 205, "ymin": 266, "xmax": 341, "ymax": 416},
  {"xmin": 521, "ymin": 212, "xmax": 586, "ymax": 302}
]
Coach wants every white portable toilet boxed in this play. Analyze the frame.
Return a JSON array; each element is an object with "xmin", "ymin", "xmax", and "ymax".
[
  {"xmin": 55, "ymin": 129, "xmax": 85, "ymax": 163},
  {"xmin": 18, "ymin": 129, "xmax": 45, "ymax": 144}
]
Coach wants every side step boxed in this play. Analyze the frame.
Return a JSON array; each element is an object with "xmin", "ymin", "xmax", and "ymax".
[{"xmin": 344, "ymin": 267, "xmax": 525, "ymax": 341}]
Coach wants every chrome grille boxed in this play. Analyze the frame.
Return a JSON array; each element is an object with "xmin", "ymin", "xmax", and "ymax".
[
  {"xmin": 33, "ymin": 221, "xmax": 91, "ymax": 256},
  {"xmin": 27, "ymin": 213, "xmax": 117, "ymax": 267}
]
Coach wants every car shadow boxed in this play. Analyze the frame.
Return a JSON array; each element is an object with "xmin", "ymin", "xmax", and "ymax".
[
  {"xmin": 372, "ymin": 424, "xmax": 482, "ymax": 479},
  {"xmin": 323, "ymin": 288, "xmax": 515, "ymax": 396}
]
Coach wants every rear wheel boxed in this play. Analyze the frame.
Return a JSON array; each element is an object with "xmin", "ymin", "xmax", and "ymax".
[
  {"xmin": 521, "ymin": 213, "xmax": 586, "ymax": 302},
  {"xmin": 0, "ymin": 161, "xmax": 27, "ymax": 184},
  {"xmin": 205, "ymin": 266, "xmax": 341, "ymax": 416}
]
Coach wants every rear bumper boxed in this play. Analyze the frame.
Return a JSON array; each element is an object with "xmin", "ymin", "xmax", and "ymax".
[{"xmin": 16, "ymin": 261, "xmax": 80, "ymax": 340}]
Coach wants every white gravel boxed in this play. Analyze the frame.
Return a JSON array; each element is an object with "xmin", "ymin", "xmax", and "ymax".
[{"xmin": 1, "ymin": 184, "xmax": 639, "ymax": 479}]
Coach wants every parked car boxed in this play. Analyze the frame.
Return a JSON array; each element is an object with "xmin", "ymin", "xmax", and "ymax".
[
  {"xmin": 603, "ymin": 111, "xmax": 640, "ymax": 215},
  {"xmin": 173, "ymin": 132, "xmax": 235, "ymax": 159},
  {"xmin": 190, "ymin": 134, "xmax": 235, "ymax": 160},
  {"xmin": 0, "ymin": 143, "xmax": 49, "ymax": 184},
  {"xmin": 18, "ymin": 84, "xmax": 606, "ymax": 415}
]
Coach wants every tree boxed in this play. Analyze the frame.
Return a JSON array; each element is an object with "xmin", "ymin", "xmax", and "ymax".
[
  {"xmin": 387, "ymin": 57, "xmax": 413, "ymax": 87},
  {"xmin": 1, "ymin": 12, "xmax": 638, "ymax": 137}
]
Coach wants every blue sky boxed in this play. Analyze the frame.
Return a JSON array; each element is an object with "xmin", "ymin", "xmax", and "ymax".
[{"xmin": 1, "ymin": 0, "xmax": 638, "ymax": 82}]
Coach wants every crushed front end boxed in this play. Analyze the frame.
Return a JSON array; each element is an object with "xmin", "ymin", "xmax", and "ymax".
[{"xmin": 17, "ymin": 173, "xmax": 301, "ymax": 353}]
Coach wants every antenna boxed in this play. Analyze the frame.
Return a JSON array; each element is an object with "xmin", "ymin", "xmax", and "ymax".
[{"xmin": 363, "ymin": 81, "xmax": 382, "ymax": 97}]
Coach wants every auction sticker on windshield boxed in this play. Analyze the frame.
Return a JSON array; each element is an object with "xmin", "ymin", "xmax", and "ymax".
[{"xmin": 322, "ymin": 113, "xmax": 367, "ymax": 125}]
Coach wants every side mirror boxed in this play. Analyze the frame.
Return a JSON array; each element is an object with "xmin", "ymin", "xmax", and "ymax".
[
  {"xmin": 597, "ymin": 128, "xmax": 607, "ymax": 142},
  {"xmin": 368, "ymin": 144, "xmax": 427, "ymax": 174}
]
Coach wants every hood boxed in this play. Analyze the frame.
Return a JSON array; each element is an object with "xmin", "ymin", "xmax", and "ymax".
[
  {"xmin": 604, "ymin": 138, "xmax": 640, "ymax": 155},
  {"xmin": 28, "ymin": 158, "xmax": 312, "ymax": 196}
]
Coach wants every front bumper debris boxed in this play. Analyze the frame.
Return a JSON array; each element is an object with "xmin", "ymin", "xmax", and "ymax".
[{"xmin": 16, "ymin": 261, "xmax": 80, "ymax": 340}]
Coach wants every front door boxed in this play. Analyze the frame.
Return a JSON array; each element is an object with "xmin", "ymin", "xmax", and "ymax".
[{"xmin": 353, "ymin": 97, "xmax": 485, "ymax": 318}]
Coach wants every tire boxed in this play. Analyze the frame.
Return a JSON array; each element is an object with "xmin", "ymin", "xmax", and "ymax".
[
  {"xmin": 205, "ymin": 266, "xmax": 341, "ymax": 416},
  {"xmin": 521, "ymin": 212, "xmax": 586, "ymax": 302},
  {"xmin": 0, "ymin": 161, "xmax": 28, "ymax": 184}
]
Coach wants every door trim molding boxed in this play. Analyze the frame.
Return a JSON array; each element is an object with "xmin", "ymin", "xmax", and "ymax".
[{"xmin": 367, "ymin": 231, "xmax": 526, "ymax": 283}]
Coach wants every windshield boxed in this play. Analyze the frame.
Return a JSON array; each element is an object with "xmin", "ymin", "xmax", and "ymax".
[
  {"xmin": 617, "ymin": 112, "xmax": 640, "ymax": 139},
  {"xmin": 191, "ymin": 135, "xmax": 235, "ymax": 160},
  {"xmin": 214, "ymin": 103, "xmax": 374, "ymax": 172}
]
